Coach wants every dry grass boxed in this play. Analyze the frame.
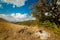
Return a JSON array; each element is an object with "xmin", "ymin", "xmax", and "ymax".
[{"xmin": 0, "ymin": 19, "xmax": 60, "ymax": 40}]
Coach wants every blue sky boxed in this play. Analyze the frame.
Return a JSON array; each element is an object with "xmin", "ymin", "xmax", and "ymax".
[
  {"xmin": 0, "ymin": 0, "xmax": 59, "ymax": 14},
  {"xmin": 0, "ymin": 0, "xmax": 38, "ymax": 15},
  {"xmin": 0, "ymin": 0, "xmax": 59, "ymax": 22},
  {"xmin": 0, "ymin": 0, "xmax": 37, "ymax": 22}
]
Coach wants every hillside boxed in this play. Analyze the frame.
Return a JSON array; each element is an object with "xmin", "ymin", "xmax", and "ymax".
[
  {"xmin": 0, "ymin": 19, "xmax": 60, "ymax": 40},
  {"xmin": 16, "ymin": 20, "xmax": 38, "ymax": 26}
]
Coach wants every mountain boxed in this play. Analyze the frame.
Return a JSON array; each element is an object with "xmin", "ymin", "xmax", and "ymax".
[
  {"xmin": 0, "ymin": 18, "xmax": 9, "ymax": 22},
  {"xmin": 16, "ymin": 20, "xmax": 38, "ymax": 26}
]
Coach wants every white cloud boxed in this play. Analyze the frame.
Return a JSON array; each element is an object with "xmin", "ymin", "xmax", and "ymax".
[
  {"xmin": 13, "ymin": 5, "xmax": 15, "ymax": 8},
  {"xmin": 0, "ymin": 4, "xmax": 3, "ymax": 8},
  {"xmin": 0, "ymin": 13, "xmax": 36, "ymax": 22},
  {"xmin": 1, "ymin": 0, "xmax": 27, "ymax": 7}
]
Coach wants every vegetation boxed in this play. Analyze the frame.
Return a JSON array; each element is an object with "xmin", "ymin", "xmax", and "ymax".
[
  {"xmin": 0, "ymin": 0, "xmax": 60, "ymax": 40},
  {"xmin": 31, "ymin": 0, "xmax": 60, "ymax": 27},
  {"xmin": 0, "ymin": 18, "xmax": 60, "ymax": 40},
  {"xmin": 17, "ymin": 0, "xmax": 60, "ymax": 35},
  {"xmin": 16, "ymin": 20, "xmax": 38, "ymax": 26}
]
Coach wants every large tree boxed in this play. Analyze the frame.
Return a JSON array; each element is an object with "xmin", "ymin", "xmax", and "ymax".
[{"xmin": 31, "ymin": 0, "xmax": 60, "ymax": 27}]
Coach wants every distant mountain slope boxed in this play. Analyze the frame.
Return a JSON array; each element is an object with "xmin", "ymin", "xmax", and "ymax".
[
  {"xmin": 0, "ymin": 18, "xmax": 9, "ymax": 22},
  {"xmin": 16, "ymin": 20, "xmax": 38, "ymax": 26}
]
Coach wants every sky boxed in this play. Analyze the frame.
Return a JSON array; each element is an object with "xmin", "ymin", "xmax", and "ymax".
[{"xmin": 0, "ymin": 0, "xmax": 38, "ymax": 22}]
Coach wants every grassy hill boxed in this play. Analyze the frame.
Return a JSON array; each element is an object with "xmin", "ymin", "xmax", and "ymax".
[
  {"xmin": 16, "ymin": 20, "xmax": 38, "ymax": 26},
  {"xmin": 0, "ymin": 18, "xmax": 60, "ymax": 40},
  {"xmin": 16, "ymin": 20, "xmax": 60, "ymax": 35}
]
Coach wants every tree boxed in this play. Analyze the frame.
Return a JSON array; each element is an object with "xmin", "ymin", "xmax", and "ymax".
[{"xmin": 31, "ymin": 0, "xmax": 60, "ymax": 27}]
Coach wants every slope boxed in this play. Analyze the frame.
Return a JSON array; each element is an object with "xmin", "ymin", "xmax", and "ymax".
[{"xmin": 0, "ymin": 18, "xmax": 60, "ymax": 40}]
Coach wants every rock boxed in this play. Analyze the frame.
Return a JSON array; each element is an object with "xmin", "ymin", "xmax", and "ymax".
[{"xmin": 35, "ymin": 30, "xmax": 50, "ymax": 40}]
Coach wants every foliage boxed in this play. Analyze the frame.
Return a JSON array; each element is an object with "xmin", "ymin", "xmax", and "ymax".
[
  {"xmin": 31, "ymin": 0, "xmax": 60, "ymax": 27},
  {"xmin": 17, "ymin": 0, "xmax": 60, "ymax": 36},
  {"xmin": 29, "ymin": 0, "xmax": 60, "ymax": 35},
  {"xmin": 37, "ymin": 20, "xmax": 60, "ymax": 35}
]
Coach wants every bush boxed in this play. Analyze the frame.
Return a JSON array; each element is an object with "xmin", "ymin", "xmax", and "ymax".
[{"xmin": 38, "ymin": 20, "xmax": 60, "ymax": 35}]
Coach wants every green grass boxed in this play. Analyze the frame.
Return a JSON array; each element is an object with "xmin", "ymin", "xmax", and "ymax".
[
  {"xmin": 16, "ymin": 20, "xmax": 38, "ymax": 26},
  {"xmin": 40, "ymin": 20, "xmax": 60, "ymax": 35}
]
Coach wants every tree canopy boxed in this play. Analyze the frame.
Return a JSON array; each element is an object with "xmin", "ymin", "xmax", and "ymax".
[{"xmin": 31, "ymin": 0, "xmax": 60, "ymax": 27}]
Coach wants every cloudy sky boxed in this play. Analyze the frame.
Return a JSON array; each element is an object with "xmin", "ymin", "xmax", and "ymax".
[{"xmin": 0, "ymin": 0, "xmax": 38, "ymax": 22}]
